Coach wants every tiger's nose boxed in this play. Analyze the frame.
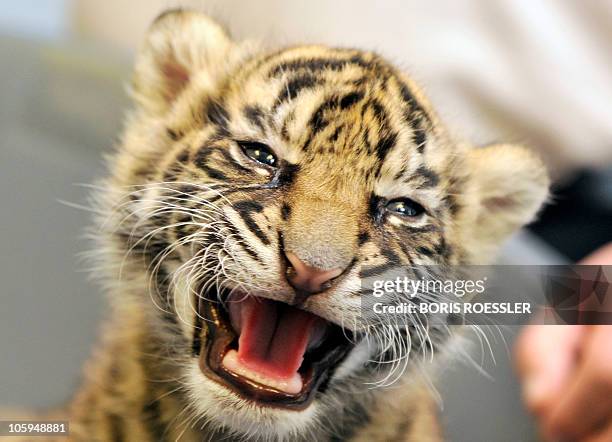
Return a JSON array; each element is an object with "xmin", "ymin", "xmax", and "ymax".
[{"xmin": 285, "ymin": 252, "xmax": 344, "ymax": 295}]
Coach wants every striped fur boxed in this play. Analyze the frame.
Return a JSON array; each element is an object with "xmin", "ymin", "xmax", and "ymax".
[{"xmin": 28, "ymin": 10, "xmax": 548, "ymax": 441}]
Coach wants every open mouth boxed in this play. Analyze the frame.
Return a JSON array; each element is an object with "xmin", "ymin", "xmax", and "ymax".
[{"xmin": 198, "ymin": 290, "xmax": 355, "ymax": 410}]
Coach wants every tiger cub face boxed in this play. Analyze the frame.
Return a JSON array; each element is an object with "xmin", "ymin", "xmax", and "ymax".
[{"xmin": 101, "ymin": 10, "xmax": 548, "ymax": 439}]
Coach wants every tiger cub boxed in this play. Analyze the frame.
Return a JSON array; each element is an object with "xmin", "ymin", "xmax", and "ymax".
[{"xmin": 43, "ymin": 9, "xmax": 548, "ymax": 442}]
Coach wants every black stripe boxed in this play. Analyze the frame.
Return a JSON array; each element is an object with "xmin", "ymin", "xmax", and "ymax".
[
  {"xmin": 357, "ymin": 231, "xmax": 370, "ymax": 246},
  {"xmin": 434, "ymin": 238, "xmax": 451, "ymax": 258},
  {"xmin": 444, "ymin": 194, "xmax": 461, "ymax": 214},
  {"xmin": 416, "ymin": 246, "xmax": 435, "ymax": 257},
  {"xmin": 194, "ymin": 145, "xmax": 227, "ymax": 167},
  {"xmin": 308, "ymin": 95, "xmax": 340, "ymax": 135},
  {"xmin": 130, "ymin": 217, "xmax": 180, "ymax": 325},
  {"xmin": 142, "ymin": 396, "xmax": 167, "ymax": 442},
  {"xmin": 370, "ymin": 99, "xmax": 387, "ymax": 123},
  {"xmin": 162, "ymin": 166, "xmax": 178, "ymax": 182},
  {"xmin": 154, "ymin": 266, "xmax": 182, "ymax": 328},
  {"xmin": 107, "ymin": 413, "xmax": 125, "ymax": 442},
  {"xmin": 114, "ymin": 230, "xmax": 181, "ymax": 331},
  {"xmin": 380, "ymin": 246, "xmax": 402, "ymax": 266},
  {"xmin": 275, "ymin": 74, "xmax": 321, "ymax": 108},
  {"xmin": 339, "ymin": 91, "xmax": 365, "ymax": 110},
  {"xmin": 361, "ymin": 126, "xmax": 371, "ymax": 152},
  {"xmin": 243, "ymin": 105, "xmax": 266, "ymax": 132},
  {"xmin": 375, "ymin": 131, "xmax": 398, "ymax": 162},
  {"xmin": 206, "ymin": 194, "xmax": 224, "ymax": 204},
  {"xmin": 204, "ymin": 167, "xmax": 227, "ymax": 181},
  {"xmin": 396, "ymin": 239, "xmax": 416, "ymax": 268},
  {"xmin": 368, "ymin": 193, "xmax": 385, "ymax": 224},
  {"xmin": 394, "ymin": 165, "xmax": 407, "ymax": 180},
  {"xmin": 234, "ymin": 200, "xmax": 264, "ymax": 212},
  {"xmin": 176, "ymin": 183, "xmax": 198, "ymax": 195},
  {"xmin": 404, "ymin": 224, "xmax": 439, "ymax": 233},
  {"xmin": 109, "ymin": 360, "xmax": 121, "ymax": 382},
  {"xmin": 166, "ymin": 128, "xmax": 181, "ymax": 141},
  {"xmin": 233, "ymin": 200, "xmax": 270, "ymax": 245},
  {"xmin": 329, "ymin": 124, "xmax": 343, "ymax": 142},
  {"xmin": 204, "ymin": 99, "xmax": 229, "ymax": 136},
  {"xmin": 415, "ymin": 165, "xmax": 439, "ymax": 187},
  {"xmin": 278, "ymin": 162, "xmax": 299, "ymax": 186},
  {"xmin": 213, "ymin": 147, "xmax": 251, "ymax": 174},
  {"xmin": 174, "ymin": 214, "xmax": 194, "ymax": 241},
  {"xmin": 359, "ymin": 262, "xmax": 397, "ymax": 279},
  {"xmin": 307, "ymin": 92, "xmax": 369, "ymax": 146},
  {"xmin": 225, "ymin": 221, "xmax": 263, "ymax": 263},
  {"xmin": 398, "ymin": 80, "xmax": 429, "ymax": 120},
  {"xmin": 266, "ymin": 162, "xmax": 299, "ymax": 188},
  {"xmin": 194, "ymin": 146, "xmax": 248, "ymax": 180},
  {"xmin": 398, "ymin": 80, "xmax": 430, "ymax": 151},
  {"xmin": 269, "ymin": 55, "xmax": 369, "ymax": 77},
  {"xmin": 280, "ymin": 203, "xmax": 292, "ymax": 221},
  {"xmin": 176, "ymin": 149, "xmax": 189, "ymax": 164},
  {"xmin": 280, "ymin": 110, "xmax": 294, "ymax": 141},
  {"xmin": 412, "ymin": 113, "xmax": 427, "ymax": 152}
]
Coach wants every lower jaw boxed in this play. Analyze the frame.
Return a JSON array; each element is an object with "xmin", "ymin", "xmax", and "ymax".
[{"xmin": 197, "ymin": 298, "xmax": 354, "ymax": 410}]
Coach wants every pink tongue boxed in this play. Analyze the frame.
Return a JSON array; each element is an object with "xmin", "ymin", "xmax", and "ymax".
[{"xmin": 236, "ymin": 296, "xmax": 318, "ymax": 380}]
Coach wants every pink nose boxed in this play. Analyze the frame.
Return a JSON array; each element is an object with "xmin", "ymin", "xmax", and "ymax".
[{"xmin": 285, "ymin": 252, "xmax": 343, "ymax": 294}]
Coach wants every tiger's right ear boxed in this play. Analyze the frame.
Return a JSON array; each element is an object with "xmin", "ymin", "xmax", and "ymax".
[{"xmin": 131, "ymin": 9, "xmax": 233, "ymax": 115}]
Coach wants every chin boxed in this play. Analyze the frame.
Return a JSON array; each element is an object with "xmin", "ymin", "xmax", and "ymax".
[
  {"xmin": 184, "ymin": 364, "xmax": 320, "ymax": 438},
  {"xmin": 180, "ymin": 285, "xmax": 373, "ymax": 438}
]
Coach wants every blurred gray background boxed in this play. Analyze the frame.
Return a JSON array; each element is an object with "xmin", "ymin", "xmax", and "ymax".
[{"xmin": 2, "ymin": 1, "xmax": 611, "ymax": 441}]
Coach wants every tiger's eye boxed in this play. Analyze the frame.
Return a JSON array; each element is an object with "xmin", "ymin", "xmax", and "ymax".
[
  {"xmin": 238, "ymin": 141, "xmax": 277, "ymax": 167},
  {"xmin": 385, "ymin": 198, "xmax": 425, "ymax": 217}
]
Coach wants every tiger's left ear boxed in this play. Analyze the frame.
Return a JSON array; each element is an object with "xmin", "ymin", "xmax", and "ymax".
[
  {"xmin": 131, "ymin": 9, "xmax": 234, "ymax": 115},
  {"xmin": 467, "ymin": 144, "xmax": 549, "ymax": 249}
]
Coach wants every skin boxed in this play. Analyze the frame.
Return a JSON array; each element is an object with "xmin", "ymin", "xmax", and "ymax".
[{"xmin": 515, "ymin": 243, "xmax": 612, "ymax": 442}]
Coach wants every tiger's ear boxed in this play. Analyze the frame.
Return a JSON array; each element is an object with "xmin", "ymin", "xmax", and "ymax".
[
  {"xmin": 131, "ymin": 9, "xmax": 233, "ymax": 115},
  {"xmin": 467, "ymin": 144, "xmax": 549, "ymax": 251}
]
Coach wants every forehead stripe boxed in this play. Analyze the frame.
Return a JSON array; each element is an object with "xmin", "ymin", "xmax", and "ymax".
[
  {"xmin": 268, "ymin": 54, "xmax": 370, "ymax": 77},
  {"xmin": 204, "ymin": 99, "xmax": 230, "ymax": 136},
  {"xmin": 276, "ymin": 74, "xmax": 321, "ymax": 104},
  {"xmin": 307, "ymin": 95, "xmax": 339, "ymax": 136},
  {"xmin": 397, "ymin": 80, "xmax": 431, "ymax": 152},
  {"xmin": 410, "ymin": 165, "xmax": 440, "ymax": 188},
  {"xmin": 339, "ymin": 91, "xmax": 365, "ymax": 110},
  {"xmin": 375, "ymin": 131, "xmax": 398, "ymax": 162},
  {"xmin": 243, "ymin": 105, "xmax": 266, "ymax": 132}
]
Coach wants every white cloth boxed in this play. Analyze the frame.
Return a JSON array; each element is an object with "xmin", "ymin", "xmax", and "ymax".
[{"xmin": 73, "ymin": 0, "xmax": 612, "ymax": 177}]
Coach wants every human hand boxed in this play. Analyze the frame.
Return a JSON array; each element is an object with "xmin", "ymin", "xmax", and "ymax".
[{"xmin": 515, "ymin": 243, "xmax": 612, "ymax": 442}]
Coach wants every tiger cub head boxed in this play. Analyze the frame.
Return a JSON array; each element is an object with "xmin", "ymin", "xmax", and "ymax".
[{"xmin": 100, "ymin": 10, "xmax": 548, "ymax": 439}]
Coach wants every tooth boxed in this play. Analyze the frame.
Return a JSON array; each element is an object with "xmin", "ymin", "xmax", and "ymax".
[{"xmin": 221, "ymin": 350, "xmax": 302, "ymax": 394}]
